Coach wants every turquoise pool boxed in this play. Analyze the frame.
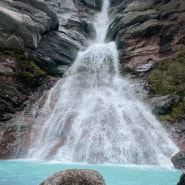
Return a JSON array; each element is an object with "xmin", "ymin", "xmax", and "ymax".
[{"xmin": 0, "ymin": 160, "xmax": 181, "ymax": 185}]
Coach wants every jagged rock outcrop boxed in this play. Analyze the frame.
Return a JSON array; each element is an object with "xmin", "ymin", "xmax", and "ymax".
[
  {"xmin": 171, "ymin": 151, "xmax": 185, "ymax": 170},
  {"xmin": 0, "ymin": 0, "xmax": 58, "ymax": 50},
  {"xmin": 177, "ymin": 173, "xmax": 185, "ymax": 185},
  {"xmin": 40, "ymin": 169, "xmax": 106, "ymax": 185},
  {"xmin": 0, "ymin": 49, "xmax": 49, "ymax": 122},
  {"xmin": 107, "ymin": 0, "xmax": 185, "ymax": 72},
  {"xmin": 25, "ymin": 0, "xmax": 97, "ymax": 76}
]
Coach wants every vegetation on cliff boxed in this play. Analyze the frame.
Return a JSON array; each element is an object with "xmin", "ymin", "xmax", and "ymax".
[
  {"xmin": 0, "ymin": 48, "xmax": 48, "ymax": 121},
  {"xmin": 147, "ymin": 49, "xmax": 185, "ymax": 121},
  {"xmin": 0, "ymin": 48, "xmax": 47, "ymax": 87}
]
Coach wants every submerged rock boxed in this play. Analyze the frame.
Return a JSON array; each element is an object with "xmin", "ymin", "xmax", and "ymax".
[
  {"xmin": 171, "ymin": 151, "xmax": 185, "ymax": 170},
  {"xmin": 40, "ymin": 169, "xmax": 106, "ymax": 185}
]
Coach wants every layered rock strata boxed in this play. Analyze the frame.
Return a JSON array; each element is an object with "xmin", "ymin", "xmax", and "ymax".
[
  {"xmin": 0, "ymin": 0, "xmax": 59, "ymax": 50},
  {"xmin": 108, "ymin": 0, "xmax": 185, "ymax": 72},
  {"xmin": 0, "ymin": 0, "xmax": 100, "ymax": 158}
]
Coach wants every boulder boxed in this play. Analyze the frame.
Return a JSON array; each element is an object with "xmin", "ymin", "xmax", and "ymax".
[
  {"xmin": 171, "ymin": 151, "xmax": 185, "ymax": 170},
  {"xmin": 0, "ymin": 0, "xmax": 58, "ymax": 50},
  {"xmin": 177, "ymin": 173, "xmax": 185, "ymax": 185},
  {"xmin": 110, "ymin": 0, "xmax": 124, "ymax": 6},
  {"xmin": 148, "ymin": 94, "xmax": 179, "ymax": 115},
  {"xmin": 43, "ymin": 0, "xmax": 76, "ymax": 14},
  {"xmin": 107, "ymin": 10, "xmax": 159, "ymax": 41},
  {"xmin": 0, "ymin": 49, "xmax": 50, "ymax": 122},
  {"xmin": 26, "ymin": 0, "xmax": 97, "ymax": 76},
  {"xmin": 40, "ymin": 169, "xmax": 106, "ymax": 185},
  {"xmin": 15, "ymin": 0, "xmax": 59, "ymax": 30}
]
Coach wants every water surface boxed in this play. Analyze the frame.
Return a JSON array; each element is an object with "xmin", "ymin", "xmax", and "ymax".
[{"xmin": 0, "ymin": 160, "xmax": 181, "ymax": 185}]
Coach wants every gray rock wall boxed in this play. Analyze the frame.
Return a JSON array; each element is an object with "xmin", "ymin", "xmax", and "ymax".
[
  {"xmin": 107, "ymin": 0, "xmax": 185, "ymax": 72},
  {"xmin": 0, "ymin": 0, "xmax": 59, "ymax": 50}
]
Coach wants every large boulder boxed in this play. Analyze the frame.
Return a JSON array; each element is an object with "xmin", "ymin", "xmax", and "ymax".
[
  {"xmin": 40, "ymin": 169, "xmax": 106, "ymax": 185},
  {"xmin": 25, "ymin": 0, "xmax": 97, "ymax": 76},
  {"xmin": 171, "ymin": 151, "xmax": 185, "ymax": 170},
  {"xmin": 0, "ymin": 0, "xmax": 59, "ymax": 50}
]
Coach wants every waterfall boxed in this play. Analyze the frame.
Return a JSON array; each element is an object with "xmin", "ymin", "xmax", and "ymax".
[{"xmin": 27, "ymin": 0, "xmax": 178, "ymax": 166}]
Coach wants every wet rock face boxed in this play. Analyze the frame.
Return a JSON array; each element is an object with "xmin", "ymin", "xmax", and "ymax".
[
  {"xmin": 107, "ymin": 0, "xmax": 185, "ymax": 72},
  {"xmin": 171, "ymin": 151, "xmax": 185, "ymax": 170},
  {"xmin": 0, "ymin": 0, "xmax": 100, "ymax": 159},
  {"xmin": 26, "ymin": 0, "xmax": 97, "ymax": 76},
  {"xmin": 0, "ymin": 0, "xmax": 59, "ymax": 50},
  {"xmin": 81, "ymin": 0, "xmax": 103, "ymax": 10},
  {"xmin": 177, "ymin": 173, "xmax": 185, "ymax": 185},
  {"xmin": 40, "ymin": 169, "xmax": 106, "ymax": 185}
]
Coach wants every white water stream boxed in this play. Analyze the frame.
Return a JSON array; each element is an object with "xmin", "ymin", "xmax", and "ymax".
[{"xmin": 27, "ymin": 0, "xmax": 178, "ymax": 165}]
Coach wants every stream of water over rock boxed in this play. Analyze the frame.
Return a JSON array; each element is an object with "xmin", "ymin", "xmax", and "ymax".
[{"xmin": 26, "ymin": 0, "xmax": 178, "ymax": 166}]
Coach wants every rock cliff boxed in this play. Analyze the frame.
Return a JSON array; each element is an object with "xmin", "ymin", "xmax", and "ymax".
[
  {"xmin": 108, "ymin": 0, "xmax": 185, "ymax": 72},
  {"xmin": 0, "ymin": 0, "xmax": 99, "ymax": 158},
  {"xmin": 108, "ymin": 0, "xmax": 185, "ymax": 159},
  {"xmin": 0, "ymin": 0, "xmax": 58, "ymax": 50}
]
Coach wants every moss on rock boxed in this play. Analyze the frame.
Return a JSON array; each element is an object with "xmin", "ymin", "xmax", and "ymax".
[
  {"xmin": 0, "ymin": 48, "xmax": 49, "ymax": 88},
  {"xmin": 147, "ymin": 49, "xmax": 185, "ymax": 121},
  {"xmin": 0, "ymin": 48, "xmax": 50, "ymax": 121}
]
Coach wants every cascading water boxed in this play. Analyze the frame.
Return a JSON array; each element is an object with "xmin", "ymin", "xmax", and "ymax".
[{"xmin": 27, "ymin": 0, "xmax": 178, "ymax": 165}]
